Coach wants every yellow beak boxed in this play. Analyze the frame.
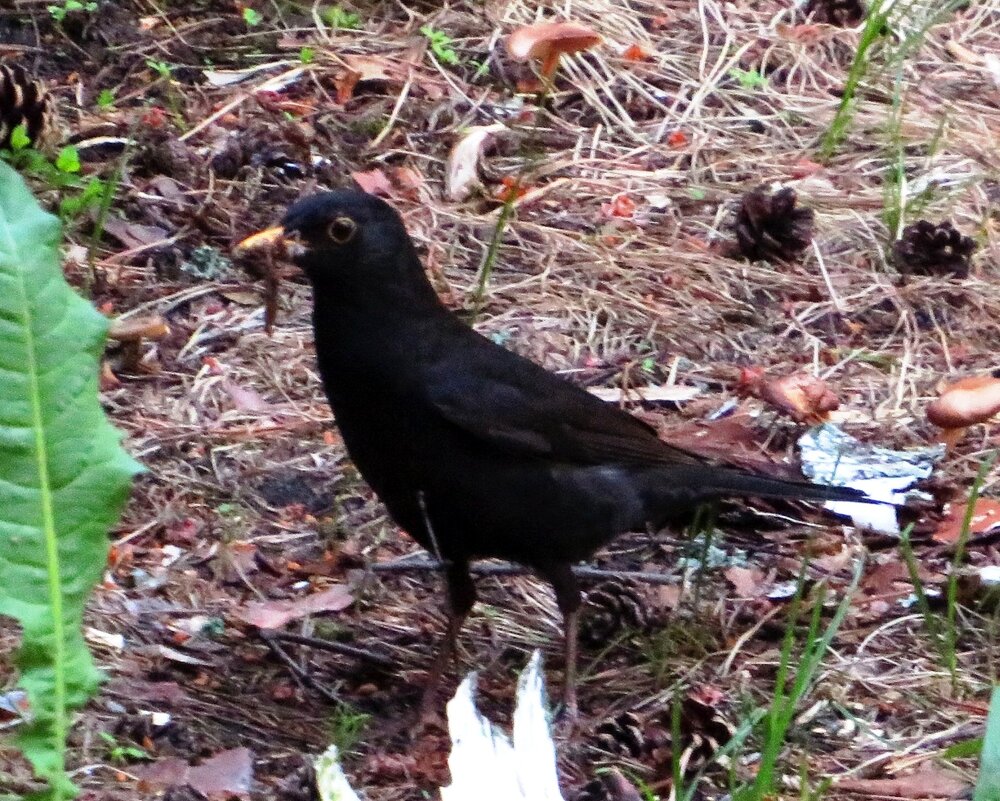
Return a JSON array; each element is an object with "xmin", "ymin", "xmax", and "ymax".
[{"xmin": 234, "ymin": 225, "xmax": 286, "ymax": 255}]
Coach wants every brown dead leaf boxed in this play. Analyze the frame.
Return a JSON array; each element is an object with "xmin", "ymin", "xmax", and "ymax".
[
  {"xmin": 137, "ymin": 748, "xmax": 253, "ymax": 798},
  {"xmin": 236, "ymin": 585, "xmax": 354, "ymax": 629},
  {"xmin": 103, "ymin": 216, "xmax": 170, "ymax": 250},
  {"xmin": 352, "ymin": 168, "xmax": 395, "ymax": 197},
  {"xmin": 335, "ymin": 54, "xmax": 396, "ymax": 104},
  {"xmin": 862, "ymin": 560, "xmax": 914, "ymax": 595},
  {"xmin": 655, "ymin": 584, "xmax": 682, "ymax": 610},
  {"xmin": 739, "ymin": 369, "xmax": 839, "ymax": 423},
  {"xmin": 219, "ymin": 289, "xmax": 262, "ymax": 306},
  {"xmin": 661, "ymin": 414, "xmax": 800, "ymax": 477},
  {"xmin": 223, "ymin": 379, "xmax": 270, "ymax": 413},
  {"xmin": 945, "ymin": 38, "xmax": 986, "ymax": 66},
  {"xmin": 211, "ymin": 540, "xmax": 258, "ymax": 584},
  {"xmin": 445, "ymin": 124, "xmax": 505, "ymax": 201},
  {"xmin": 836, "ymin": 769, "xmax": 968, "ymax": 798},
  {"xmin": 724, "ymin": 566, "xmax": 768, "ymax": 598},
  {"xmin": 932, "ymin": 497, "xmax": 1000, "ymax": 543}
]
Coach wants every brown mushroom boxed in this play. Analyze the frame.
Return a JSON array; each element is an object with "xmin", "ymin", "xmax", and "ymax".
[
  {"xmin": 927, "ymin": 372, "xmax": 1000, "ymax": 448},
  {"xmin": 107, "ymin": 314, "xmax": 170, "ymax": 373},
  {"xmin": 506, "ymin": 21, "xmax": 601, "ymax": 79}
]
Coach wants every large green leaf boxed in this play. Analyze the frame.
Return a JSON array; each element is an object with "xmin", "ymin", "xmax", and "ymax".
[{"xmin": 0, "ymin": 161, "xmax": 140, "ymax": 799}]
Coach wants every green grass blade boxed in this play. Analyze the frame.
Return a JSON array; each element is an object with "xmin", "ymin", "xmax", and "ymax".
[
  {"xmin": 0, "ymin": 160, "xmax": 141, "ymax": 799},
  {"xmin": 975, "ymin": 687, "xmax": 1000, "ymax": 801}
]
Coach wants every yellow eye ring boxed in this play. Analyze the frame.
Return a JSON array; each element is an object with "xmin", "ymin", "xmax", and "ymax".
[{"xmin": 327, "ymin": 216, "xmax": 357, "ymax": 244}]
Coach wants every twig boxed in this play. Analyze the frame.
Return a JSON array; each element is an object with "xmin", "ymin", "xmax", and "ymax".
[
  {"xmin": 264, "ymin": 630, "xmax": 394, "ymax": 668},
  {"xmin": 370, "ymin": 556, "xmax": 679, "ymax": 586},
  {"xmin": 258, "ymin": 629, "xmax": 341, "ymax": 703}
]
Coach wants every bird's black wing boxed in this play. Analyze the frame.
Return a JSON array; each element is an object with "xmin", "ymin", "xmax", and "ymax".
[{"xmin": 423, "ymin": 332, "xmax": 703, "ymax": 467}]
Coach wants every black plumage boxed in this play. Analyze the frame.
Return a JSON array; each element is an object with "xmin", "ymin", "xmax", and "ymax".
[{"xmin": 239, "ymin": 190, "xmax": 869, "ymax": 718}]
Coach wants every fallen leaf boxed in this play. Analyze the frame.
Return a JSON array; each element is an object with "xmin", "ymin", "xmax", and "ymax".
[
  {"xmin": 724, "ymin": 566, "xmax": 767, "ymax": 598},
  {"xmin": 102, "ymin": 217, "xmax": 170, "ymax": 250},
  {"xmin": 945, "ymin": 38, "xmax": 985, "ymax": 66},
  {"xmin": 335, "ymin": 55, "xmax": 395, "ymax": 105},
  {"xmin": 622, "ymin": 43, "xmax": 650, "ymax": 62},
  {"xmin": 667, "ymin": 129, "xmax": 687, "ymax": 147},
  {"xmin": 392, "ymin": 166, "xmax": 425, "ymax": 197},
  {"xmin": 204, "ymin": 64, "xmax": 288, "ymax": 86},
  {"xmin": 862, "ymin": 560, "xmax": 914, "ymax": 594},
  {"xmin": 219, "ymin": 289, "xmax": 262, "ymax": 306},
  {"xmin": 149, "ymin": 644, "xmax": 213, "ymax": 667},
  {"xmin": 602, "ymin": 192, "xmax": 637, "ymax": 219},
  {"xmin": 775, "ymin": 23, "xmax": 831, "ymax": 45},
  {"xmin": 445, "ymin": 124, "xmax": 506, "ymax": 202},
  {"xmin": 351, "ymin": 168, "xmax": 394, "ymax": 197},
  {"xmin": 740, "ymin": 369, "xmax": 839, "ymax": 423},
  {"xmin": 223, "ymin": 379, "xmax": 270, "ymax": 413},
  {"xmin": 932, "ymin": 497, "xmax": 1000, "ymax": 544},
  {"xmin": 137, "ymin": 748, "xmax": 253, "ymax": 798},
  {"xmin": 789, "ymin": 158, "xmax": 824, "ymax": 179},
  {"xmin": 236, "ymin": 585, "xmax": 354, "ymax": 629},
  {"xmin": 588, "ymin": 385, "xmax": 701, "ymax": 404},
  {"xmin": 836, "ymin": 769, "xmax": 968, "ymax": 798}
]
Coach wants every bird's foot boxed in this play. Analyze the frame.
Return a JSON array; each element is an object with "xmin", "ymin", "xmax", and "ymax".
[{"xmin": 552, "ymin": 694, "xmax": 580, "ymax": 738}]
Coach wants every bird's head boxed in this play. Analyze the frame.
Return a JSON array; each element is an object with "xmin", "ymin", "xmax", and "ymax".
[{"xmin": 235, "ymin": 190, "xmax": 425, "ymax": 294}]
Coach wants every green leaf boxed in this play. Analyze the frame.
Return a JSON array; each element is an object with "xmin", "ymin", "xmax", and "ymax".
[
  {"xmin": 9, "ymin": 123, "xmax": 31, "ymax": 152},
  {"xmin": 54, "ymin": 147, "xmax": 80, "ymax": 174},
  {"xmin": 943, "ymin": 736, "xmax": 983, "ymax": 759},
  {"xmin": 976, "ymin": 687, "xmax": 1000, "ymax": 801},
  {"xmin": 0, "ymin": 161, "xmax": 140, "ymax": 798}
]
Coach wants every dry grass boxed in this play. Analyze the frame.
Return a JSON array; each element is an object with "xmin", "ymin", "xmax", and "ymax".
[{"xmin": 3, "ymin": 0, "xmax": 1000, "ymax": 798}]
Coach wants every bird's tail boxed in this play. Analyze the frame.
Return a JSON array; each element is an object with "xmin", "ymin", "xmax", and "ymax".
[
  {"xmin": 642, "ymin": 464, "xmax": 873, "ymax": 513},
  {"xmin": 695, "ymin": 465, "xmax": 870, "ymax": 504}
]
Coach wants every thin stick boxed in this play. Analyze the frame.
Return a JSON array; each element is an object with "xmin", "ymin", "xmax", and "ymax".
[
  {"xmin": 258, "ymin": 630, "xmax": 341, "ymax": 702},
  {"xmin": 264, "ymin": 630, "xmax": 394, "ymax": 668},
  {"xmin": 371, "ymin": 557, "xmax": 679, "ymax": 586}
]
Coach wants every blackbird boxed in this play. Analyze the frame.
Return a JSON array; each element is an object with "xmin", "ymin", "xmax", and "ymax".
[{"xmin": 237, "ymin": 190, "xmax": 869, "ymax": 719}]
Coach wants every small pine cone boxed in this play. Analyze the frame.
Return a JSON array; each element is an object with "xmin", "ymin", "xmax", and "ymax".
[
  {"xmin": 573, "ymin": 778, "xmax": 610, "ymax": 801},
  {"xmin": 681, "ymin": 695, "xmax": 736, "ymax": 763},
  {"xmin": 572, "ymin": 770, "xmax": 643, "ymax": 801},
  {"xmin": 803, "ymin": 0, "xmax": 866, "ymax": 26},
  {"xmin": 892, "ymin": 220, "xmax": 976, "ymax": 278},
  {"xmin": 591, "ymin": 711, "xmax": 646, "ymax": 758},
  {"xmin": 731, "ymin": 186, "xmax": 814, "ymax": 263},
  {"xmin": 0, "ymin": 64, "xmax": 50, "ymax": 150},
  {"xmin": 645, "ymin": 695, "xmax": 736, "ymax": 776},
  {"xmin": 580, "ymin": 580, "xmax": 649, "ymax": 647}
]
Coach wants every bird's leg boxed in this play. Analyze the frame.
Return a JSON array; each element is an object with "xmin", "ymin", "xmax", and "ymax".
[
  {"xmin": 540, "ymin": 563, "xmax": 582, "ymax": 726},
  {"xmin": 419, "ymin": 560, "xmax": 475, "ymax": 720}
]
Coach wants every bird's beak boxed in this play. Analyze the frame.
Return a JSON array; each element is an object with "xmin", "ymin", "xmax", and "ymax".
[{"xmin": 234, "ymin": 226, "xmax": 306, "ymax": 257}]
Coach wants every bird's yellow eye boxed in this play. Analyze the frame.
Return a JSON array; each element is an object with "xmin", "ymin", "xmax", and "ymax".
[{"xmin": 327, "ymin": 216, "xmax": 357, "ymax": 244}]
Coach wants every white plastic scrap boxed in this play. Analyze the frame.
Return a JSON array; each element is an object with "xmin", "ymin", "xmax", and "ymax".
[
  {"xmin": 315, "ymin": 745, "xmax": 362, "ymax": 801},
  {"xmin": 313, "ymin": 652, "xmax": 563, "ymax": 801},
  {"xmin": 441, "ymin": 650, "xmax": 563, "ymax": 801},
  {"xmin": 799, "ymin": 423, "xmax": 944, "ymax": 536}
]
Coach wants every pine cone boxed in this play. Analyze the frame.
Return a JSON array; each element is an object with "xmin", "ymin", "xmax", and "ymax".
[
  {"xmin": 572, "ymin": 770, "xmax": 643, "ymax": 801},
  {"xmin": 803, "ymin": 0, "xmax": 866, "ymax": 26},
  {"xmin": 892, "ymin": 220, "xmax": 976, "ymax": 278},
  {"xmin": 589, "ymin": 694, "xmax": 735, "ymax": 779},
  {"xmin": 645, "ymin": 696, "xmax": 735, "ymax": 774},
  {"xmin": 0, "ymin": 64, "xmax": 50, "ymax": 151},
  {"xmin": 580, "ymin": 580, "xmax": 649, "ymax": 647},
  {"xmin": 592, "ymin": 711, "xmax": 646, "ymax": 758},
  {"xmin": 730, "ymin": 186, "xmax": 814, "ymax": 263}
]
